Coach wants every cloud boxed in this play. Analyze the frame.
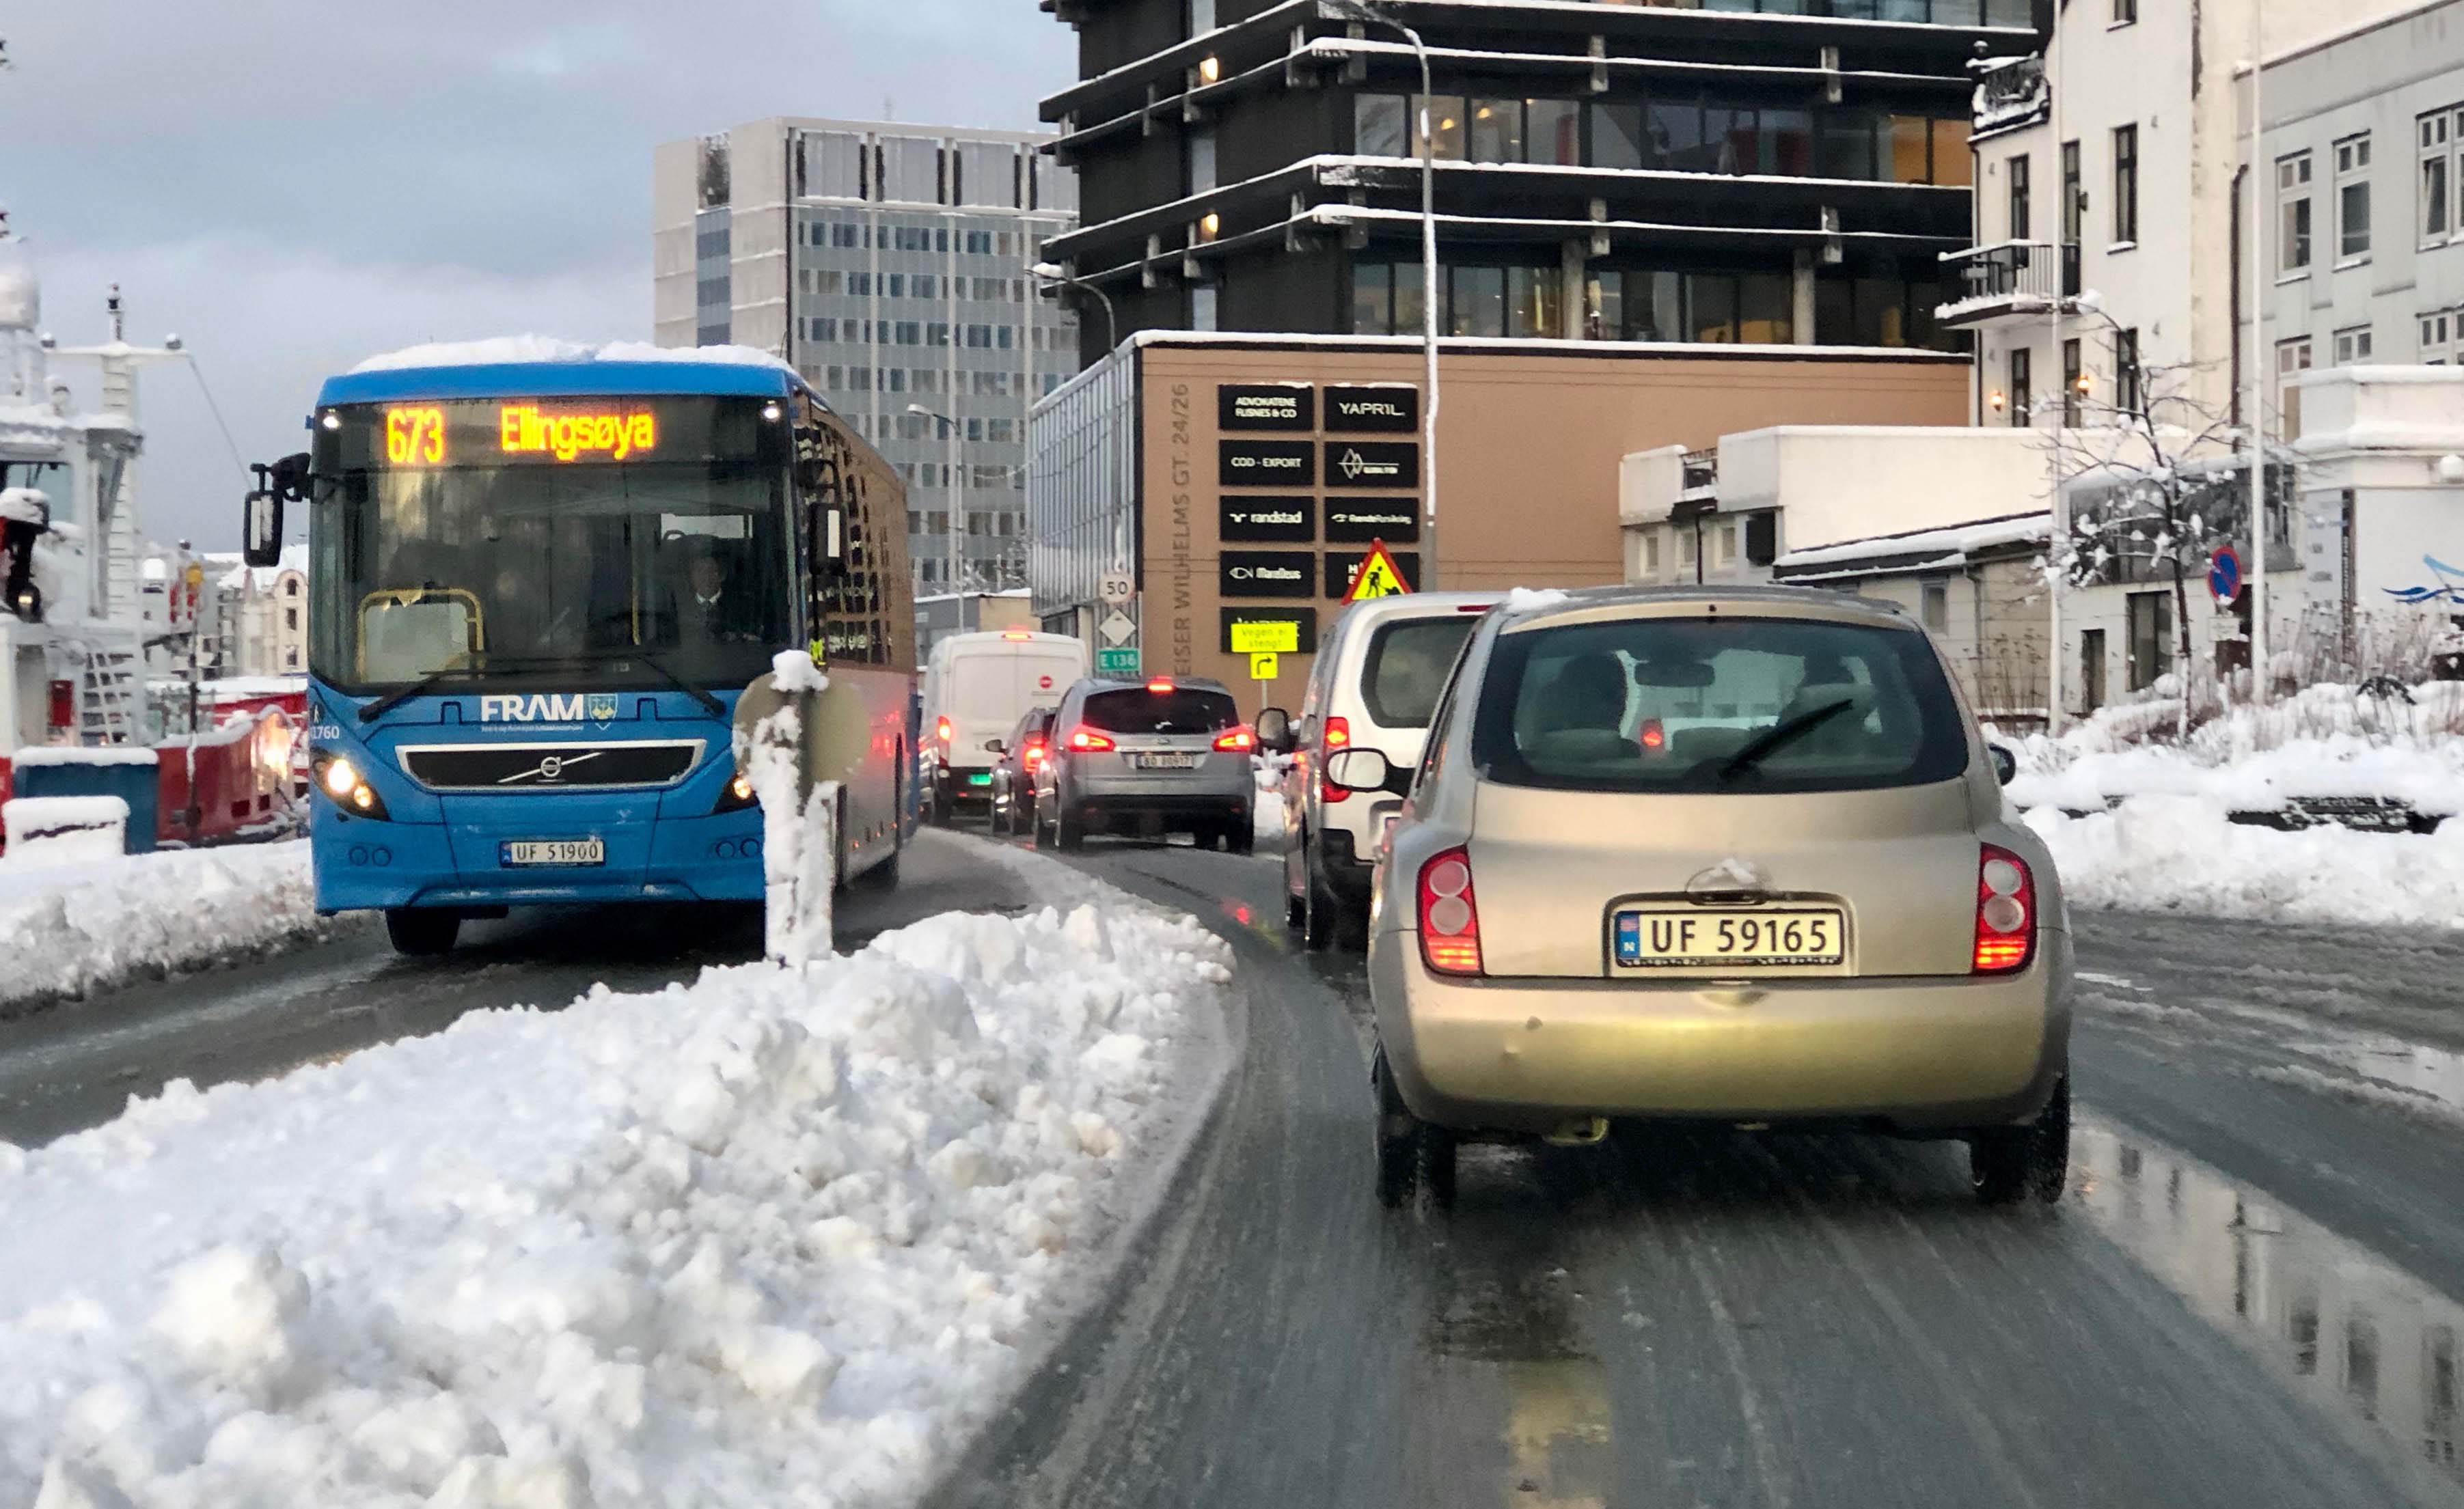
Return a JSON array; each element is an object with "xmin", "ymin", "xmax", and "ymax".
[{"xmin": 0, "ymin": 0, "xmax": 1076, "ymax": 546}]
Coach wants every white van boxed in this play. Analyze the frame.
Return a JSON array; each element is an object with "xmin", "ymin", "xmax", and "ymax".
[
  {"xmin": 1257, "ymin": 591, "xmax": 1498, "ymax": 949},
  {"xmin": 920, "ymin": 630, "xmax": 1091, "ymax": 822}
]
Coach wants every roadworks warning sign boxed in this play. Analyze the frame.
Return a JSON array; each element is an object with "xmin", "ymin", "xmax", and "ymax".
[{"xmin": 1343, "ymin": 538, "xmax": 1414, "ymax": 604}]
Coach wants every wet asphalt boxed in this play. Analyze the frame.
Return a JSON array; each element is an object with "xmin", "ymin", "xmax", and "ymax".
[{"xmin": 8, "ymin": 830, "xmax": 2464, "ymax": 1505}]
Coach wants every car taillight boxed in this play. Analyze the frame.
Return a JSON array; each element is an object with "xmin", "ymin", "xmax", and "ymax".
[
  {"xmin": 1639, "ymin": 717, "xmax": 1666, "ymax": 751},
  {"xmin": 935, "ymin": 716, "xmax": 953, "ymax": 744},
  {"xmin": 1024, "ymin": 739, "xmax": 1046, "ymax": 769},
  {"xmin": 1147, "ymin": 678, "xmax": 1175, "ymax": 693},
  {"xmin": 1418, "ymin": 848, "xmax": 1482, "ymax": 977},
  {"xmin": 1321, "ymin": 715, "xmax": 1352, "ymax": 804},
  {"xmin": 1214, "ymin": 727, "xmax": 1256, "ymax": 752},
  {"xmin": 1973, "ymin": 844, "xmax": 2035, "ymax": 974},
  {"xmin": 1067, "ymin": 726, "xmax": 1115, "ymax": 752}
]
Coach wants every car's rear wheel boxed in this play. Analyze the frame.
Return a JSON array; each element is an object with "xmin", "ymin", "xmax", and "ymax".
[
  {"xmin": 384, "ymin": 909, "xmax": 459, "ymax": 957},
  {"xmin": 1225, "ymin": 816, "xmax": 1255, "ymax": 856},
  {"xmin": 1032, "ymin": 801, "xmax": 1053, "ymax": 850},
  {"xmin": 1971, "ymin": 1075, "xmax": 2070, "ymax": 1206},
  {"xmin": 1057, "ymin": 806, "xmax": 1085, "ymax": 852},
  {"xmin": 1300, "ymin": 851, "xmax": 1337, "ymax": 952}
]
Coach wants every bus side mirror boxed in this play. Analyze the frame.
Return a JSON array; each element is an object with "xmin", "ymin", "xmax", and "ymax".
[{"xmin": 242, "ymin": 488, "xmax": 283, "ymax": 567}]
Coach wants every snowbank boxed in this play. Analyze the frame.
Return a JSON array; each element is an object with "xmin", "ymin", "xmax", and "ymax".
[
  {"xmin": 0, "ymin": 869, "xmax": 1233, "ymax": 1508},
  {"xmin": 0, "ymin": 842, "xmax": 325, "ymax": 1011},
  {"xmin": 9, "ymin": 746, "xmax": 159, "ymax": 769},
  {"xmin": 2028, "ymin": 796, "xmax": 2464, "ymax": 927}
]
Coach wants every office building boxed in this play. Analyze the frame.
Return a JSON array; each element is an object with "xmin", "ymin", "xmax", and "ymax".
[{"xmin": 653, "ymin": 118, "xmax": 1083, "ymax": 590}]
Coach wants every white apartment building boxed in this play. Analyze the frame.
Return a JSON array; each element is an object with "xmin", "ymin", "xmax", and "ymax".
[{"xmin": 653, "ymin": 120, "xmax": 1082, "ymax": 592}]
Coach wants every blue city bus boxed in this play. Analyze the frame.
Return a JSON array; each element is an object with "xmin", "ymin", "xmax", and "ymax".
[{"xmin": 264, "ymin": 356, "xmax": 916, "ymax": 954}]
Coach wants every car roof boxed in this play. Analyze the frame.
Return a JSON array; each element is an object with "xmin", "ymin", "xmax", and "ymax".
[
  {"xmin": 935, "ymin": 630, "xmax": 1083, "ymax": 654},
  {"xmin": 1495, "ymin": 582, "xmax": 1917, "ymax": 633},
  {"xmin": 1073, "ymin": 675, "xmax": 1235, "ymax": 693},
  {"xmin": 1335, "ymin": 590, "xmax": 1505, "ymax": 627}
]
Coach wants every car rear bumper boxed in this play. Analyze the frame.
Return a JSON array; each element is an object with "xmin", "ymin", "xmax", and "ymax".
[{"xmin": 1372, "ymin": 928, "xmax": 2070, "ymax": 1135}]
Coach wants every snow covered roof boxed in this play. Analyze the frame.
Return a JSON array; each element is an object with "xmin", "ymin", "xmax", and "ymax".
[
  {"xmin": 324, "ymin": 341, "xmax": 802, "ymax": 408},
  {"xmin": 350, "ymin": 337, "xmax": 792, "ymax": 375},
  {"xmin": 1773, "ymin": 511, "xmax": 2051, "ymax": 581},
  {"xmin": 217, "ymin": 542, "xmax": 307, "ymax": 593}
]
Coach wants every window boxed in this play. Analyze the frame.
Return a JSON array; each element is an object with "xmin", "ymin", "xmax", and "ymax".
[
  {"xmin": 1352, "ymin": 261, "xmax": 1393, "ymax": 335},
  {"xmin": 2115, "ymin": 328, "xmax": 2141, "ymax": 416},
  {"xmin": 2422, "ymin": 310, "xmax": 2455, "ymax": 365},
  {"xmin": 2276, "ymin": 337, "xmax": 2314, "ymax": 439},
  {"xmin": 2008, "ymin": 346, "xmax": 2031, "ymax": 427},
  {"xmin": 1361, "ymin": 618, "xmax": 1482, "ymax": 728},
  {"xmin": 1920, "ymin": 579, "xmax": 1948, "ymax": 632},
  {"xmin": 1507, "ymin": 265, "xmax": 1561, "ymax": 337},
  {"xmin": 2008, "ymin": 153, "xmax": 2031, "ymax": 241},
  {"xmin": 1468, "ymin": 98, "xmax": 1522, "ymax": 164},
  {"xmin": 1591, "ymin": 102, "xmax": 1645, "ymax": 169},
  {"xmin": 2423, "ymin": 110, "xmax": 2454, "ymax": 243},
  {"xmin": 2079, "ymin": 628, "xmax": 2106, "ymax": 713},
  {"xmin": 1188, "ymin": 0, "xmax": 1213, "ymax": 33},
  {"xmin": 2062, "ymin": 337, "xmax": 2083, "ymax": 426},
  {"xmin": 1412, "ymin": 94, "xmax": 1468, "ymax": 161},
  {"xmin": 1450, "ymin": 265, "xmax": 1505, "ymax": 336},
  {"xmin": 2336, "ymin": 133, "xmax": 2372, "ymax": 260},
  {"xmin": 2126, "ymin": 590, "xmax": 2172, "ymax": 692},
  {"xmin": 1639, "ymin": 530, "xmax": 1661, "ymax": 579},
  {"xmin": 1525, "ymin": 98, "xmax": 1580, "ymax": 167},
  {"xmin": 1356, "ymin": 94, "xmax": 1408, "ymax": 158},
  {"xmin": 2279, "ymin": 154, "xmax": 2314, "ymax": 271},
  {"xmin": 2334, "ymin": 325, "xmax": 2373, "ymax": 365},
  {"xmin": 284, "ymin": 606, "xmax": 299, "ymax": 632},
  {"xmin": 2060, "ymin": 139, "xmax": 2082, "ymax": 246},
  {"xmin": 2111, "ymin": 124, "xmax": 2139, "ymax": 244},
  {"xmin": 2112, "ymin": 0, "xmax": 2136, "ymax": 21}
]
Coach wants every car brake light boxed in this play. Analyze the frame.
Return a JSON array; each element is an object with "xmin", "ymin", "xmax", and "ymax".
[
  {"xmin": 1214, "ymin": 727, "xmax": 1256, "ymax": 752},
  {"xmin": 1418, "ymin": 848, "xmax": 1483, "ymax": 976},
  {"xmin": 1002, "ymin": 630, "xmax": 1032, "ymax": 640},
  {"xmin": 1147, "ymin": 678, "xmax": 1175, "ymax": 693},
  {"xmin": 1973, "ymin": 844, "xmax": 2035, "ymax": 973},
  {"xmin": 1025, "ymin": 738, "xmax": 1046, "ymax": 769},
  {"xmin": 1067, "ymin": 726, "xmax": 1115, "ymax": 752},
  {"xmin": 1321, "ymin": 715, "xmax": 1352, "ymax": 804},
  {"xmin": 935, "ymin": 716, "xmax": 953, "ymax": 744},
  {"xmin": 1639, "ymin": 717, "xmax": 1666, "ymax": 751}
]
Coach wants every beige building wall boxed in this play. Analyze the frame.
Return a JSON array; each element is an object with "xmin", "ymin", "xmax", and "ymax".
[
  {"xmin": 1852, "ymin": 554, "xmax": 2053, "ymax": 723},
  {"xmin": 1132, "ymin": 342, "xmax": 1969, "ymax": 709}
]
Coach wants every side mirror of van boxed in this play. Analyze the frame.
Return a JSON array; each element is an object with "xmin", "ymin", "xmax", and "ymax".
[
  {"xmin": 1256, "ymin": 706, "xmax": 1293, "ymax": 753},
  {"xmin": 1988, "ymin": 743, "xmax": 2018, "ymax": 786},
  {"xmin": 1325, "ymin": 747, "xmax": 1411, "ymax": 797}
]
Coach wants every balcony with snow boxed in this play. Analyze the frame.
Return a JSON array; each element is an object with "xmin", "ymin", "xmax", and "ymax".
[{"xmin": 1934, "ymin": 240, "xmax": 2081, "ymax": 330}]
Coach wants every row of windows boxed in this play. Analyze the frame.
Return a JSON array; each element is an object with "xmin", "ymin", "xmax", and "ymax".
[
  {"xmin": 878, "ymin": 458, "xmax": 1021, "ymax": 489},
  {"xmin": 1355, "ymin": 92, "xmax": 1971, "ymax": 186},
  {"xmin": 1606, "ymin": 0, "xmax": 2033, "ymax": 19},
  {"xmin": 797, "ymin": 269, "xmax": 1033, "ymax": 303},
  {"xmin": 1999, "ymin": 128, "xmax": 2135, "ymax": 249},
  {"xmin": 1350, "ymin": 260, "xmax": 1952, "ymax": 350},
  {"xmin": 791, "ymin": 130, "xmax": 1075, "ymax": 214},
  {"xmin": 2420, "ymin": 107, "xmax": 2464, "ymax": 249},
  {"xmin": 907, "ymin": 510, "xmax": 1028, "ymax": 538},
  {"xmin": 799, "ymin": 221, "xmax": 1054, "ymax": 260},
  {"xmin": 799, "ymin": 317, "xmax": 1052, "ymax": 350},
  {"xmin": 2001, "ymin": 329, "xmax": 2139, "ymax": 429},
  {"xmin": 811, "ymin": 365, "xmax": 1066, "ymax": 400},
  {"xmin": 2273, "ymin": 109, "xmax": 2464, "ymax": 275}
]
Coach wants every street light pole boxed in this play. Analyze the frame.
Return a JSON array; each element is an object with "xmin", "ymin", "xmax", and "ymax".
[
  {"xmin": 1334, "ymin": 0, "xmax": 1440, "ymax": 581},
  {"xmin": 2246, "ymin": 0, "xmax": 2271, "ymax": 704}
]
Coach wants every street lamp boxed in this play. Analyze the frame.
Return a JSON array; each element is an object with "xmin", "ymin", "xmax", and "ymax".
[
  {"xmin": 1327, "ymin": 0, "xmax": 1440, "ymax": 579},
  {"xmin": 905, "ymin": 402, "xmax": 964, "ymax": 599},
  {"xmin": 1028, "ymin": 261, "xmax": 1117, "ymax": 357}
]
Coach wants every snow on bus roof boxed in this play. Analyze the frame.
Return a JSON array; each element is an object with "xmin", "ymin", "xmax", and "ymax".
[{"xmin": 323, "ymin": 338, "xmax": 804, "ymax": 406}]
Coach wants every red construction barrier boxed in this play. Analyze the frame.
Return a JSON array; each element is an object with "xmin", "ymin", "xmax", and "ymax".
[{"xmin": 155, "ymin": 711, "xmax": 300, "ymax": 848}]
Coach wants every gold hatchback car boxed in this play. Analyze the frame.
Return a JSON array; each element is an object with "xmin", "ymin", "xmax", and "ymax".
[{"xmin": 1326, "ymin": 585, "xmax": 2072, "ymax": 1210}]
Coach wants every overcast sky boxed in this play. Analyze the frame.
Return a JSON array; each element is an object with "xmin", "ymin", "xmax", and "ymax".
[{"xmin": 0, "ymin": 1, "xmax": 1074, "ymax": 548}]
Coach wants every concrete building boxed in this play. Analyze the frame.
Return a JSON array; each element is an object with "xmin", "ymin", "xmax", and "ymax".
[
  {"xmin": 653, "ymin": 118, "xmax": 1083, "ymax": 592},
  {"xmin": 1036, "ymin": 0, "xmax": 2031, "ymax": 362},
  {"xmin": 2258, "ymin": 2, "xmax": 2464, "ymax": 409},
  {"xmin": 1029, "ymin": 333, "xmax": 1969, "ymax": 707},
  {"xmin": 201, "ymin": 547, "xmax": 308, "ymax": 679},
  {"xmin": 2288, "ymin": 367, "xmax": 2464, "ymax": 674}
]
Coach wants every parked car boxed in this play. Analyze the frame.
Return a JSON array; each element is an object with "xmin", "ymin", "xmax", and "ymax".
[
  {"xmin": 920, "ymin": 631, "xmax": 1090, "ymax": 825},
  {"xmin": 1330, "ymin": 584, "xmax": 2072, "ymax": 1210},
  {"xmin": 987, "ymin": 706, "xmax": 1055, "ymax": 837},
  {"xmin": 1257, "ymin": 590, "xmax": 1498, "ymax": 951},
  {"xmin": 1035, "ymin": 675, "xmax": 1255, "ymax": 852}
]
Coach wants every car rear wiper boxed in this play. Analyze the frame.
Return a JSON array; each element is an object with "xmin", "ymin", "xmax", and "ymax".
[{"xmin": 1715, "ymin": 697, "xmax": 1857, "ymax": 781}]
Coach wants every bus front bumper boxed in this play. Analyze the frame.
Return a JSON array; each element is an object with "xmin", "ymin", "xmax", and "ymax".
[{"xmin": 312, "ymin": 807, "xmax": 768, "ymax": 913}]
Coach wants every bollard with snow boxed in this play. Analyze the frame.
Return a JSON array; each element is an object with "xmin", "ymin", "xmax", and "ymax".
[{"xmin": 732, "ymin": 649, "xmax": 868, "ymax": 967}]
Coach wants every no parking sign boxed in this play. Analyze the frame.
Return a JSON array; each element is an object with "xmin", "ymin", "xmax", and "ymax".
[{"xmin": 2208, "ymin": 545, "xmax": 2243, "ymax": 604}]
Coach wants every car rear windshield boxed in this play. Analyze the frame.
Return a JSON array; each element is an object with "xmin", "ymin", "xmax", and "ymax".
[
  {"xmin": 1360, "ymin": 616, "xmax": 1479, "ymax": 729},
  {"xmin": 1080, "ymin": 687, "xmax": 1240, "ymax": 734},
  {"xmin": 1471, "ymin": 615, "xmax": 1969, "ymax": 794}
]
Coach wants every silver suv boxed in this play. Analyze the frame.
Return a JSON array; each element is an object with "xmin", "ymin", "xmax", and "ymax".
[
  {"xmin": 1034, "ymin": 676, "xmax": 1256, "ymax": 852},
  {"xmin": 1330, "ymin": 585, "xmax": 2072, "ymax": 1210}
]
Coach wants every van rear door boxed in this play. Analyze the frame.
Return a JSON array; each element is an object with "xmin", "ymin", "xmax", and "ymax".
[{"xmin": 946, "ymin": 649, "xmax": 1082, "ymax": 772}]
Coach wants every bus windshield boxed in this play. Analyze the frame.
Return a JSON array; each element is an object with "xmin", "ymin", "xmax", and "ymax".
[{"xmin": 309, "ymin": 402, "xmax": 796, "ymax": 697}]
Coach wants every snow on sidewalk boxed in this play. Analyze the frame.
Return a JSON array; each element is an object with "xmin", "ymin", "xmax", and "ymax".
[
  {"xmin": 2029, "ymin": 796, "xmax": 2464, "ymax": 928},
  {"xmin": 0, "ymin": 861, "xmax": 1233, "ymax": 1509},
  {"xmin": 0, "ymin": 841, "xmax": 325, "ymax": 1012}
]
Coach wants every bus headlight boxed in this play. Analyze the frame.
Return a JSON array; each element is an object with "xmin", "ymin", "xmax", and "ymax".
[
  {"xmin": 714, "ymin": 769, "xmax": 758, "ymax": 814},
  {"xmin": 311, "ymin": 750, "xmax": 389, "ymax": 820}
]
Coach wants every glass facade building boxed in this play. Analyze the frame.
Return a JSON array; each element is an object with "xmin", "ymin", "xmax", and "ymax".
[{"xmin": 656, "ymin": 119, "xmax": 1082, "ymax": 591}]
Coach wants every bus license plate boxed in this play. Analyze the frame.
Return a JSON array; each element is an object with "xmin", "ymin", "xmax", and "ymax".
[
  {"xmin": 502, "ymin": 840, "xmax": 605, "ymax": 868},
  {"xmin": 1134, "ymin": 753, "xmax": 1198, "ymax": 771},
  {"xmin": 1613, "ymin": 907, "xmax": 1843, "ymax": 969}
]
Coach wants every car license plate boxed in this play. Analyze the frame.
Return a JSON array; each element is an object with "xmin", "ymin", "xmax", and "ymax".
[
  {"xmin": 968, "ymin": 772, "xmax": 994, "ymax": 786},
  {"xmin": 502, "ymin": 840, "xmax": 605, "ymax": 867},
  {"xmin": 1613, "ymin": 906, "xmax": 1843, "ymax": 969},
  {"xmin": 1134, "ymin": 753, "xmax": 1199, "ymax": 771}
]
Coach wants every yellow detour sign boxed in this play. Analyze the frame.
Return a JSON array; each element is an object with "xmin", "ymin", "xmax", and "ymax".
[
  {"xmin": 1343, "ymin": 538, "xmax": 1413, "ymax": 603},
  {"xmin": 1248, "ymin": 651, "xmax": 1279, "ymax": 681},
  {"xmin": 1229, "ymin": 620, "xmax": 1300, "ymax": 654}
]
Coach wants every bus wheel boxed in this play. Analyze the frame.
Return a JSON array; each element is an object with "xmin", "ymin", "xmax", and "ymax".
[{"xmin": 385, "ymin": 909, "xmax": 460, "ymax": 956}]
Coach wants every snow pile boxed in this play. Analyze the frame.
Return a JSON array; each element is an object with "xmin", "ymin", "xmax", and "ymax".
[
  {"xmin": 0, "ymin": 842, "xmax": 325, "ymax": 1011},
  {"xmin": 2006, "ymin": 680, "xmax": 2464, "ymax": 815},
  {"xmin": 0, "ymin": 881, "xmax": 1231, "ymax": 1508},
  {"xmin": 2028, "ymin": 797, "xmax": 2464, "ymax": 927},
  {"xmin": 1, "ymin": 795, "xmax": 128, "ymax": 861},
  {"xmin": 353, "ymin": 337, "xmax": 793, "ymax": 376},
  {"xmin": 10, "ymin": 745, "xmax": 160, "ymax": 769}
]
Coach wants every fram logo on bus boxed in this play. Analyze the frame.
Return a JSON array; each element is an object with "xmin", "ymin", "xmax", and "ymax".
[{"xmin": 480, "ymin": 693, "xmax": 598, "ymax": 723}]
